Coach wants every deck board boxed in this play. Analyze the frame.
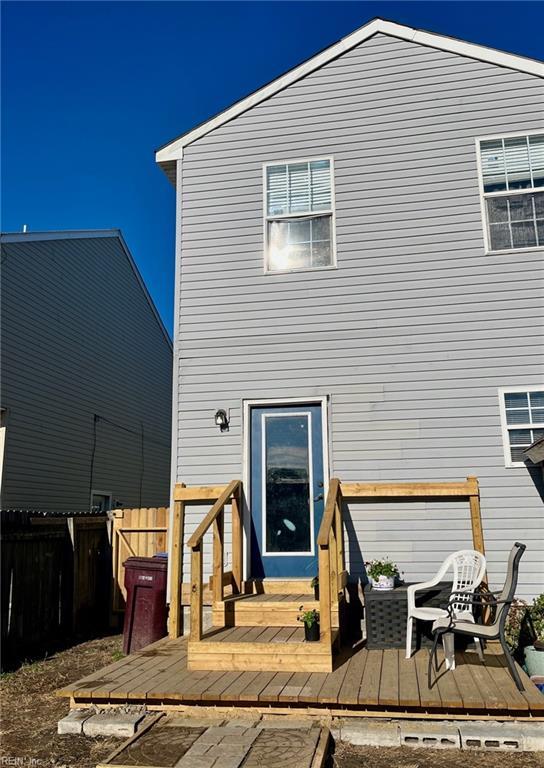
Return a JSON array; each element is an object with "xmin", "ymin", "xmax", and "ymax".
[
  {"xmin": 398, "ymin": 650, "xmax": 420, "ymax": 709},
  {"xmin": 378, "ymin": 648, "xmax": 400, "ymax": 708},
  {"xmin": 58, "ymin": 637, "xmax": 544, "ymax": 716},
  {"xmin": 358, "ymin": 649, "xmax": 382, "ymax": 706},
  {"xmin": 337, "ymin": 649, "xmax": 368, "ymax": 706}
]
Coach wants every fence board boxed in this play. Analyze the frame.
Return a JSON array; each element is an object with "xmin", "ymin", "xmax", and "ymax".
[
  {"xmin": 111, "ymin": 507, "xmax": 169, "ymax": 613},
  {"xmin": 0, "ymin": 514, "xmax": 110, "ymax": 670}
]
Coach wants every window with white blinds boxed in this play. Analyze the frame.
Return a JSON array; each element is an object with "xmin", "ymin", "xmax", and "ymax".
[
  {"xmin": 499, "ymin": 388, "xmax": 544, "ymax": 466},
  {"xmin": 477, "ymin": 133, "xmax": 544, "ymax": 252},
  {"xmin": 264, "ymin": 158, "xmax": 335, "ymax": 272}
]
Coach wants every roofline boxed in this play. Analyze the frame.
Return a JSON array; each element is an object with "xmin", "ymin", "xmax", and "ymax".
[
  {"xmin": 1, "ymin": 229, "xmax": 172, "ymax": 349},
  {"xmin": 155, "ymin": 17, "xmax": 544, "ymax": 169},
  {"xmin": 1, "ymin": 229, "xmax": 121, "ymax": 243}
]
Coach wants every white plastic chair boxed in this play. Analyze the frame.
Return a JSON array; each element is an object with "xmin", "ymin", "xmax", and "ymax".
[{"xmin": 405, "ymin": 550, "xmax": 486, "ymax": 668}]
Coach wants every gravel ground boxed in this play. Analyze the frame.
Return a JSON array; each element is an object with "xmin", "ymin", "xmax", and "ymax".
[{"xmin": 0, "ymin": 634, "xmax": 123, "ymax": 768}]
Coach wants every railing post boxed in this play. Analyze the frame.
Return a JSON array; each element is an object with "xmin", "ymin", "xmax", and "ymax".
[
  {"xmin": 168, "ymin": 492, "xmax": 185, "ymax": 639},
  {"xmin": 213, "ymin": 508, "xmax": 224, "ymax": 604},
  {"xmin": 231, "ymin": 487, "xmax": 243, "ymax": 594},
  {"xmin": 335, "ymin": 498, "xmax": 345, "ymax": 577},
  {"xmin": 190, "ymin": 544, "xmax": 203, "ymax": 641},
  {"xmin": 329, "ymin": 527, "xmax": 338, "ymax": 606},
  {"xmin": 318, "ymin": 543, "xmax": 332, "ymax": 647}
]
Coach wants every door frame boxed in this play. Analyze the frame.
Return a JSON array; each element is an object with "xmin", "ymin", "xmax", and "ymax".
[{"xmin": 242, "ymin": 396, "xmax": 331, "ymax": 581}]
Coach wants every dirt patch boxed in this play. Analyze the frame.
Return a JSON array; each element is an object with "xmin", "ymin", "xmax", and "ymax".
[
  {"xmin": 0, "ymin": 634, "xmax": 123, "ymax": 767},
  {"xmin": 332, "ymin": 742, "xmax": 544, "ymax": 768}
]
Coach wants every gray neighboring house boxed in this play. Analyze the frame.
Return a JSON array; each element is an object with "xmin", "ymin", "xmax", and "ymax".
[
  {"xmin": 156, "ymin": 18, "xmax": 544, "ymax": 599},
  {"xmin": 0, "ymin": 230, "xmax": 172, "ymax": 513}
]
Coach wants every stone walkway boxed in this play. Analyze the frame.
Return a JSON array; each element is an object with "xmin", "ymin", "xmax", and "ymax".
[{"xmin": 98, "ymin": 715, "xmax": 327, "ymax": 768}]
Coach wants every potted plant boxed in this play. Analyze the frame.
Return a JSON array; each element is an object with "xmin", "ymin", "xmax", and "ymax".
[
  {"xmin": 310, "ymin": 576, "xmax": 319, "ymax": 600},
  {"xmin": 298, "ymin": 606, "xmax": 320, "ymax": 641},
  {"xmin": 524, "ymin": 594, "xmax": 544, "ymax": 678},
  {"xmin": 365, "ymin": 558, "xmax": 399, "ymax": 591}
]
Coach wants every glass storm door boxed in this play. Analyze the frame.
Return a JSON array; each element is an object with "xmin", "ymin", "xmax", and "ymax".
[{"xmin": 250, "ymin": 404, "xmax": 325, "ymax": 578}]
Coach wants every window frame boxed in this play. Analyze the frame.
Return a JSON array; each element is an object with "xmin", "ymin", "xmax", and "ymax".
[
  {"xmin": 90, "ymin": 489, "xmax": 113, "ymax": 514},
  {"xmin": 262, "ymin": 155, "xmax": 337, "ymax": 274},
  {"xmin": 498, "ymin": 386, "xmax": 544, "ymax": 468},
  {"xmin": 475, "ymin": 130, "xmax": 544, "ymax": 255}
]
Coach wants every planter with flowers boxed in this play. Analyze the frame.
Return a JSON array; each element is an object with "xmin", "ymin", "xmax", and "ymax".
[
  {"xmin": 298, "ymin": 606, "xmax": 320, "ymax": 642},
  {"xmin": 365, "ymin": 558, "xmax": 399, "ymax": 591}
]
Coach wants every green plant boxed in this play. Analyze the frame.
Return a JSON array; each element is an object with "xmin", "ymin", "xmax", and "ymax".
[
  {"xmin": 504, "ymin": 599, "xmax": 528, "ymax": 651},
  {"xmin": 365, "ymin": 558, "xmax": 399, "ymax": 580},
  {"xmin": 310, "ymin": 576, "xmax": 319, "ymax": 588},
  {"xmin": 529, "ymin": 593, "xmax": 544, "ymax": 641},
  {"xmin": 298, "ymin": 606, "xmax": 319, "ymax": 628}
]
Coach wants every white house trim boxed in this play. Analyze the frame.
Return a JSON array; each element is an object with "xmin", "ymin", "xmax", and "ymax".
[
  {"xmin": 156, "ymin": 17, "xmax": 544, "ymax": 173},
  {"xmin": 474, "ymin": 130, "xmax": 544, "ymax": 255},
  {"xmin": 498, "ymin": 386, "xmax": 544, "ymax": 468},
  {"xmin": 242, "ymin": 396, "xmax": 330, "ymax": 580},
  {"xmin": 262, "ymin": 155, "xmax": 338, "ymax": 275}
]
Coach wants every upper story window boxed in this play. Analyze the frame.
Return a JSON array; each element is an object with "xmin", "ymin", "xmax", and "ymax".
[
  {"xmin": 499, "ymin": 387, "xmax": 544, "ymax": 466},
  {"xmin": 477, "ymin": 133, "xmax": 544, "ymax": 253},
  {"xmin": 264, "ymin": 158, "xmax": 335, "ymax": 272}
]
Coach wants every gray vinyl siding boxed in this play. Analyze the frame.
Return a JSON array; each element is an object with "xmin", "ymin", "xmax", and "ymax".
[
  {"xmin": 174, "ymin": 33, "xmax": 544, "ymax": 599},
  {"xmin": 1, "ymin": 234, "xmax": 172, "ymax": 513}
]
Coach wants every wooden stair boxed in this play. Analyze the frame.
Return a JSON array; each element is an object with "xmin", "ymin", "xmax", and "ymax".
[
  {"xmin": 189, "ymin": 583, "xmax": 342, "ymax": 672},
  {"xmin": 181, "ymin": 482, "xmax": 347, "ymax": 675},
  {"xmin": 212, "ymin": 591, "xmax": 340, "ymax": 628},
  {"xmin": 188, "ymin": 624, "xmax": 339, "ymax": 672}
]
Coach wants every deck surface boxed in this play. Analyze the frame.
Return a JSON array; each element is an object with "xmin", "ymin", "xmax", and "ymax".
[{"xmin": 58, "ymin": 636, "xmax": 544, "ymax": 716}]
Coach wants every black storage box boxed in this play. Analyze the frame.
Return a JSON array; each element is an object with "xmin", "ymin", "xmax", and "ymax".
[{"xmin": 363, "ymin": 581, "xmax": 455, "ymax": 650}]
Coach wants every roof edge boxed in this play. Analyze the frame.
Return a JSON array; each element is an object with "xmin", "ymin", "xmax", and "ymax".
[
  {"xmin": 1, "ymin": 229, "xmax": 121, "ymax": 243},
  {"xmin": 1, "ymin": 229, "xmax": 172, "ymax": 350},
  {"xmin": 155, "ymin": 17, "xmax": 544, "ymax": 171}
]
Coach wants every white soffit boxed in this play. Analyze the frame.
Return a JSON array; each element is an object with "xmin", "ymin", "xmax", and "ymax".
[{"xmin": 155, "ymin": 17, "xmax": 544, "ymax": 168}]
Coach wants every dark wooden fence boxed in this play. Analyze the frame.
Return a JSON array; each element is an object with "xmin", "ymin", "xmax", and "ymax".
[{"xmin": 1, "ymin": 511, "xmax": 111, "ymax": 670}]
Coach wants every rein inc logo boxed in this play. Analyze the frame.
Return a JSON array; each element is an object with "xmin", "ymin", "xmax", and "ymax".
[{"xmin": 1, "ymin": 760, "xmax": 46, "ymax": 766}]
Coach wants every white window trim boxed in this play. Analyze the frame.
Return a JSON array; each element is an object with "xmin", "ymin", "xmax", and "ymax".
[
  {"xmin": 242, "ymin": 396, "xmax": 331, "ymax": 581},
  {"xmin": 498, "ymin": 386, "xmax": 544, "ymax": 468},
  {"xmin": 262, "ymin": 156, "xmax": 337, "ymax": 274},
  {"xmin": 475, "ymin": 130, "xmax": 544, "ymax": 255},
  {"xmin": 261, "ymin": 411, "xmax": 315, "ymax": 557}
]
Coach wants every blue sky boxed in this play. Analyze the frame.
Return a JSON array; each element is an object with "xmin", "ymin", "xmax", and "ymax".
[{"xmin": 2, "ymin": 1, "xmax": 543, "ymax": 334}]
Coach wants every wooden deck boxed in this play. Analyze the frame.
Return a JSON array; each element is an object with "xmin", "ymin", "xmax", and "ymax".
[{"xmin": 58, "ymin": 636, "xmax": 544, "ymax": 719}]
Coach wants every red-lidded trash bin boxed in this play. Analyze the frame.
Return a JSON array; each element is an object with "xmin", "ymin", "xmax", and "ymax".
[{"xmin": 122, "ymin": 556, "xmax": 168, "ymax": 654}]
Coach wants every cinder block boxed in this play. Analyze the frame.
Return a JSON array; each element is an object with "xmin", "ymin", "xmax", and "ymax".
[
  {"xmin": 83, "ymin": 711, "xmax": 145, "ymax": 738},
  {"xmin": 400, "ymin": 720, "xmax": 460, "ymax": 749},
  {"xmin": 458, "ymin": 721, "xmax": 531, "ymax": 751},
  {"xmin": 517, "ymin": 721, "xmax": 544, "ymax": 752},
  {"xmin": 57, "ymin": 709, "xmax": 94, "ymax": 735},
  {"xmin": 339, "ymin": 718, "xmax": 401, "ymax": 747}
]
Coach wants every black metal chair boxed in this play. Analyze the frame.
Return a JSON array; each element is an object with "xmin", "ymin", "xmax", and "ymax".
[{"xmin": 428, "ymin": 542, "xmax": 527, "ymax": 691}]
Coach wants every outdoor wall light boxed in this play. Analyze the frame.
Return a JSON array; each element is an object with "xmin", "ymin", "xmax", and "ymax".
[{"xmin": 214, "ymin": 409, "xmax": 229, "ymax": 432}]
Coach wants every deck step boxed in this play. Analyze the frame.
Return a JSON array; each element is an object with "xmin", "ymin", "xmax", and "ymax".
[
  {"xmin": 212, "ymin": 593, "xmax": 333, "ymax": 627},
  {"xmin": 188, "ymin": 625, "xmax": 337, "ymax": 672},
  {"xmin": 213, "ymin": 594, "xmax": 341, "ymax": 628}
]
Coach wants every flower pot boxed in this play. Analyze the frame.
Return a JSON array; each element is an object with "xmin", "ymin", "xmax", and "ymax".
[
  {"xmin": 525, "ymin": 645, "xmax": 544, "ymax": 677},
  {"xmin": 371, "ymin": 575, "xmax": 395, "ymax": 591},
  {"xmin": 313, "ymin": 584, "xmax": 319, "ymax": 600},
  {"xmin": 304, "ymin": 622, "xmax": 320, "ymax": 642}
]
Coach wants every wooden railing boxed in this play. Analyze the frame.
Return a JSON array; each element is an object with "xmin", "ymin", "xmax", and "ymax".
[
  {"xmin": 316, "ymin": 478, "xmax": 347, "ymax": 648},
  {"xmin": 169, "ymin": 480, "xmax": 243, "ymax": 640}
]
